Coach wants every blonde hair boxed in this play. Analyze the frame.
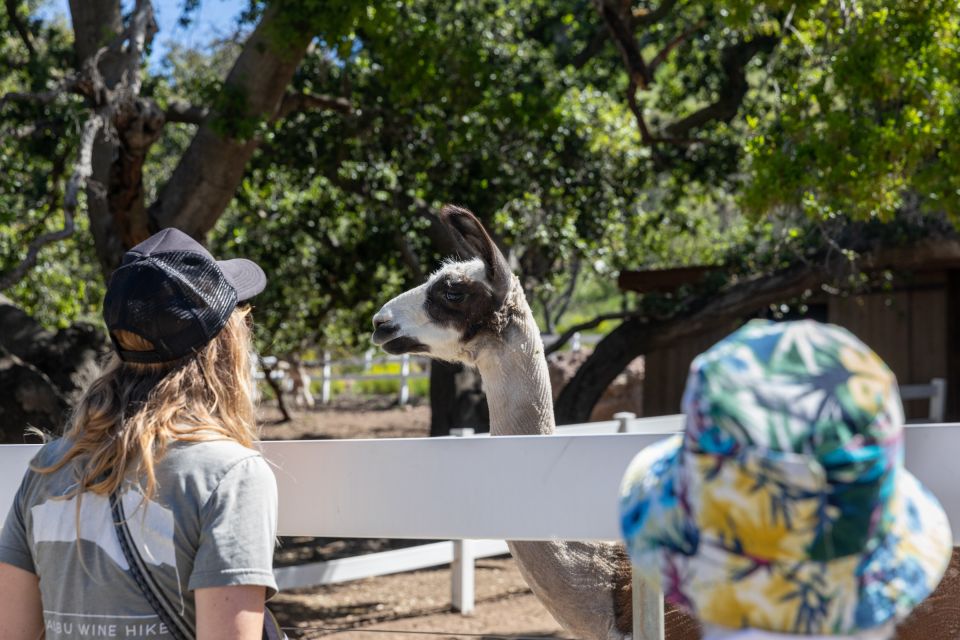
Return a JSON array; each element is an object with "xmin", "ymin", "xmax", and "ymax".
[{"xmin": 34, "ymin": 306, "xmax": 259, "ymax": 500}]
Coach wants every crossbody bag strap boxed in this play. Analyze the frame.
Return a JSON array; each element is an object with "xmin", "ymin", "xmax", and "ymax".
[{"xmin": 110, "ymin": 491, "xmax": 195, "ymax": 640}]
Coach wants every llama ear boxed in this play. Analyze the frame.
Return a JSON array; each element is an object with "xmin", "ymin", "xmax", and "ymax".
[{"xmin": 439, "ymin": 205, "xmax": 511, "ymax": 298}]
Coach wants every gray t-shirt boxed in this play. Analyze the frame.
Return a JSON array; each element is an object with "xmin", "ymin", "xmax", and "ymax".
[{"xmin": 0, "ymin": 437, "xmax": 278, "ymax": 639}]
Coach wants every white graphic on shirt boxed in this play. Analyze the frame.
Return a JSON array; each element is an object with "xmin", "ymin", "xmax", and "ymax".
[
  {"xmin": 43, "ymin": 611, "xmax": 170, "ymax": 638},
  {"xmin": 31, "ymin": 487, "xmax": 187, "ymax": 633},
  {"xmin": 31, "ymin": 492, "xmax": 130, "ymax": 570}
]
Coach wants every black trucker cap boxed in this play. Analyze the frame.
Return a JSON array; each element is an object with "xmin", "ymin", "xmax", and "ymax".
[{"xmin": 103, "ymin": 228, "xmax": 266, "ymax": 364}]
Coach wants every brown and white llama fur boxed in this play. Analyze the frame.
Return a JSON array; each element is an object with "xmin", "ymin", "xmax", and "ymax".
[{"xmin": 371, "ymin": 206, "xmax": 699, "ymax": 640}]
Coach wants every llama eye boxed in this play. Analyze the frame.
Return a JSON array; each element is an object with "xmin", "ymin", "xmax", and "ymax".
[{"xmin": 444, "ymin": 290, "xmax": 465, "ymax": 303}]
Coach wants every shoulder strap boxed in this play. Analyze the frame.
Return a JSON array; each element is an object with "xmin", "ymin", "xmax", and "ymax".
[{"xmin": 110, "ymin": 491, "xmax": 195, "ymax": 640}]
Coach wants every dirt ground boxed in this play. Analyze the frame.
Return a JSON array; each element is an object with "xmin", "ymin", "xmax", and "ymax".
[{"xmin": 259, "ymin": 398, "xmax": 569, "ymax": 640}]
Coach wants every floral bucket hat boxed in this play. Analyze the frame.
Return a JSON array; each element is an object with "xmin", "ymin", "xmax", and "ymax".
[{"xmin": 620, "ymin": 319, "xmax": 952, "ymax": 635}]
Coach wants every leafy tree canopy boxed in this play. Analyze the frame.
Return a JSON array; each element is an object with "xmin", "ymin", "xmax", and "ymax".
[{"xmin": 0, "ymin": 0, "xmax": 957, "ymax": 356}]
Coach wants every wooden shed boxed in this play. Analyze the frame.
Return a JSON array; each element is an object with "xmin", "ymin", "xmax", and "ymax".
[{"xmin": 619, "ymin": 254, "xmax": 960, "ymax": 422}]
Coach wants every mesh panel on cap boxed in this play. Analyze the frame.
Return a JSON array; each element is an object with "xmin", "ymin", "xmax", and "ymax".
[{"xmin": 105, "ymin": 251, "xmax": 238, "ymax": 361}]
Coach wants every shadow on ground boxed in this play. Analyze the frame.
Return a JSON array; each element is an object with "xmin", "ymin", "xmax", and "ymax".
[{"xmin": 272, "ymin": 587, "xmax": 541, "ymax": 638}]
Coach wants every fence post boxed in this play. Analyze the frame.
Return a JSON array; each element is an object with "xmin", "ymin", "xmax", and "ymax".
[
  {"xmin": 399, "ymin": 353, "xmax": 411, "ymax": 406},
  {"xmin": 572, "ymin": 332, "xmax": 582, "ymax": 352},
  {"xmin": 615, "ymin": 411, "xmax": 636, "ymax": 433},
  {"xmin": 364, "ymin": 349, "xmax": 373, "ymax": 371},
  {"xmin": 451, "ymin": 427, "xmax": 476, "ymax": 613},
  {"xmin": 931, "ymin": 378, "xmax": 947, "ymax": 422},
  {"xmin": 451, "ymin": 538, "xmax": 476, "ymax": 614},
  {"xmin": 321, "ymin": 350, "xmax": 332, "ymax": 405},
  {"xmin": 632, "ymin": 569, "xmax": 664, "ymax": 640}
]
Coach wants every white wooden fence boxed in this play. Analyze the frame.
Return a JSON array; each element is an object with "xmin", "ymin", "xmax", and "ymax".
[{"xmin": 2, "ymin": 405, "xmax": 957, "ymax": 638}]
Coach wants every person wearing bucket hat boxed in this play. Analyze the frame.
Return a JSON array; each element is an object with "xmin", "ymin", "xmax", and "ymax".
[
  {"xmin": 0, "ymin": 229, "xmax": 281, "ymax": 639},
  {"xmin": 619, "ymin": 319, "xmax": 952, "ymax": 639}
]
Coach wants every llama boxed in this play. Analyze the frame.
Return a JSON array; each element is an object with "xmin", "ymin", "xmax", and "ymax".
[{"xmin": 371, "ymin": 206, "xmax": 700, "ymax": 640}]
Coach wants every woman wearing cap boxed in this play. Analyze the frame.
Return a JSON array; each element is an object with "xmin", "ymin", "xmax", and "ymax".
[
  {"xmin": 0, "ymin": 229, "xmax": 277, "ymax": 639},
  {"xmin": 620, "ymin": 320, "xmax": 952, "ymax": 640}
]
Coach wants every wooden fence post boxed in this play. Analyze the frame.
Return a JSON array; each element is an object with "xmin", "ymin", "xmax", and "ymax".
[{"xmin": 321, "ymin": 350, "xmax": 332, "ymax": 405}]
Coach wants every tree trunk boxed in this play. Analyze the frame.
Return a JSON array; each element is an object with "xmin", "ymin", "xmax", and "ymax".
[
  {"xmin": 429, "ymin": 360, "xmax": 490, "ymax": 436},
  {"xmin": 148, "ymin": 4, "xmax": 313, "ymax": 240},
  {"xmin": 67, "ymin": 2, "xmax": 316, "ymax": 274},
  {"xmin": 260, "ymin": 358, "xmax": 292, "ymax": 423}
]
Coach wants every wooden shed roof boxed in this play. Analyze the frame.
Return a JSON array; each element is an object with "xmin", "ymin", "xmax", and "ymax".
[{"xmin": 618, "ymin": 239, "xmax": 960, "ymax": 294}]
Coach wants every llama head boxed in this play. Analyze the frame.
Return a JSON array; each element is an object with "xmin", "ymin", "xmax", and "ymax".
[{"xmin": 371, "ymin": 205, "xmax": 517, "ymax": 364}]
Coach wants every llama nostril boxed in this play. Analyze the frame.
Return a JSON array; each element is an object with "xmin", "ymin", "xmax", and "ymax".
[
  {"xmin": 373, "ymin": 315, "xmax": 393, "ymax": 330},
  {"xmin": 372, "ymin": 311, "xmax": 401, "ymax": 342},
  {"xmin": 376, "ymin": 321, "xmax": 399, "ymax": 334}
]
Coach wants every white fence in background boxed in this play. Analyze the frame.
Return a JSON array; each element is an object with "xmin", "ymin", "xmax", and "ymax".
[
  {"xmin": 901, "ymin": 377, "xmax": 947, "ymax": 422},
  {"xmin": 260, "ymin": 353, "xmax": 431, "ymax": 406},
  {"xmin": 263, "ymin": 332, "xmax": 603, "ymax": 407},
  {"xmin": 310, "ymin": 352, "xmax": 431, "ymax": 406}
]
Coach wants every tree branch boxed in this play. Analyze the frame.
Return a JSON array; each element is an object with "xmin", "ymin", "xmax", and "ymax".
[
  {"xmin": 277, "ymin": 91, "xmax": 353, "ymax": 119},
  {"xmin": 572, "ymin": 27, "xmax": 609, "ymax": 69},
  {"xmin": 664, "ymin": 35, "xmax": 779, "ymax": 138},
  {"xmin": 595, "ymin": 0, "xmax": 700, "ymax": 147},
  {"xmin": 0, "ymin": 44, "xmax": 111, "ymax": 109},
  {"xmin": 550, "ymin": 258, "xmax": 581, "ymax": 329},
  {"xmin": 0, "ymin": 113, "xmax": 103, "ymax": 291},
  {"xmin": 0, "ymin": 77, "xmax": 81, "ymax": 108},
  {"xmin": 4, "ymin": 0, "xmax": 35, "ymax": 58},
  {"xmin": 648, "ymin": 19, "xmax": 706, "ymax": 74},
  {"xmin": 544, "ymin": 309, "xmax": 638, "ymax": 357},
  {"xmin": 632, "ymin": 0, "xmax": 679, "ymax": 28},
  {"xmin": 596, "ymin": 0, "xmax": 650, "ymax": 89},
  {"xmin": 122, "ymin": 0, "xmax": 157, "ymax": 96},
  {"xmin": 624, "ymin": 77, "xmax": 656, "ymax": 144},
  {"xmin": 164, "ymin": 100, "xmax": 208, "ymax": 125}
]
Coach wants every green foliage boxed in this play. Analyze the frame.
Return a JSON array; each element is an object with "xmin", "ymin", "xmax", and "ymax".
[
  {"xmin": 354, "ymin": 362, "xmax": 429, "ymax": 398},
  {"xmin": 0, "ymin": 6, "xmax": 104, "ymax": 327},
  {"xmin": 217, "ymin": 0, "xmax": 734, "ymax": 348},
  {"xmin": 2, "ymin": 0, "xmax": 959, "ymax": 352},
  {"xmin": 742, "ymin": 1, "xmax": 960, "ymax": 222}
]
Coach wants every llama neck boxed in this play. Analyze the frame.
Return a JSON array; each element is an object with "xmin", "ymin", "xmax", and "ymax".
[
  {"xmin": 474, "ymin": 305, "xmax": 555, "ymax": 436},
  {"xmin": 472, "ymin": 291, "xmax": 628, "ymax": 640}
]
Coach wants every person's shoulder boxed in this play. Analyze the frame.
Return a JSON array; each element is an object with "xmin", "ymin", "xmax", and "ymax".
[
  {"xmin": 168, "ymin": 437, "xmax": 264, "ymax": 465},
  {"xmin": 29, "ymin": 437, "xmax": 73, "ymax": 468},
  {"xmin": 165, "ymin": 438, "xmax": 271, "ymax": 482},
  {"xmin": 158, "ymin": 440, "xmax": 276, "ymax": 504}
]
